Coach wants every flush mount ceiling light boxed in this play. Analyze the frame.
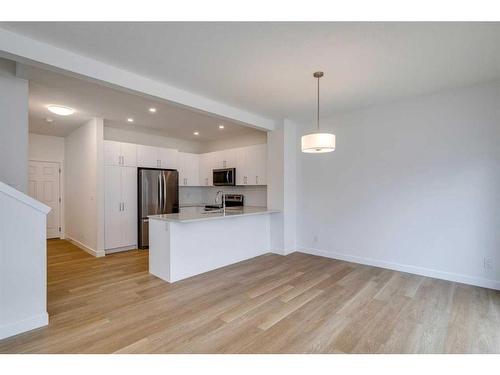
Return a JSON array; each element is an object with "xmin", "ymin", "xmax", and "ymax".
[
  {"xmin": 218, "ymin": 124, "xmax": 225, "ymax": 129},
  {"xmin": 193, "ymin": 131, "xmax": 199, "ymax": 135},
  {"xmin": 149, "ymin": 108, "xmax": 156, "ymax": 113},
  {"xmin": 127, "ymin": 118, "xmax": 134, "ymax": 122},
  {"xmin": 301, "ymin": 72, "xmax": 336, "ymax": 153},
  {"xmin": 47, "ymin": 105, "xmax": 75, "ymax": 116}
]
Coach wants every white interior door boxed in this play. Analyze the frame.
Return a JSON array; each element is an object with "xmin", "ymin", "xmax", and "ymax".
[{"xmin": 28, "ymin": 161, "xmax": 61, "ymax": 239}]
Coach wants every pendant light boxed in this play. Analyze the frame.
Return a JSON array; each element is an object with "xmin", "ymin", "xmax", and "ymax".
[{"xmin": 301, "ymin": 71, "xmax": 336, "ymax": 153}]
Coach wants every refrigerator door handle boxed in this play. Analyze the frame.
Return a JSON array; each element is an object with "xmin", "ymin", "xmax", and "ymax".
[
  {"xmin": 158, "ymin": 173, "xmax": 162, "ymax": 215},
  {"xmin": 162, "ymin": 172, "xmax": 167, "ymax": 213}
]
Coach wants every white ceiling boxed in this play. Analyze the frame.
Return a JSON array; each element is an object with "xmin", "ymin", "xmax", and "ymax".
[
  {"xmin": 22, "ymin": 64, "xmax": 265, "ymax": 139},
  {"xmin": 2, "ymin": 22, "xmax": 500, "ymax": 126}
]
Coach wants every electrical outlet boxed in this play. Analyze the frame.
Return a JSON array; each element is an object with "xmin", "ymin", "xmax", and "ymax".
[
  {"xmin": 483, "ymin": 257, "xmax": 494, "ymax": 271},
  {"xmin": 313, "ymin": 235, "xmax": 318, "ymax": 243}
]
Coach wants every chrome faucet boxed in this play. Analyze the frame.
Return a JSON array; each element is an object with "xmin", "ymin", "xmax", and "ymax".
[{"xmin": 215, "ymin": 190, "xmax": 226, "ymax": 213}]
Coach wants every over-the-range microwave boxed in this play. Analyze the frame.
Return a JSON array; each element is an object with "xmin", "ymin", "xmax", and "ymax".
[{"xmin": 213, "ymin": 168, "xmax": 236, "ymax": 186}]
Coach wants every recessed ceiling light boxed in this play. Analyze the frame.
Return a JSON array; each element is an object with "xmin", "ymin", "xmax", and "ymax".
[
  {"xmin": 218, "ymin": 124, "xmax": 225, "ymax": 129},
  {"xmin": 127, "ymin": 118, "xmax": 134, "ymax": 122},
  {"xmin": 47, "ymin": 105, "xmax": 75, "ymax": 116},
  {"xmin": 45, "ymin": 118, "xmax": 53, "ymax": 123},
  {"xmin": 149, "ymin": 108, "xmax": 156, "ymax": 113},
  {"xmin": 193, "ymin": 131, "xmax": 199, "ymax": 136}
]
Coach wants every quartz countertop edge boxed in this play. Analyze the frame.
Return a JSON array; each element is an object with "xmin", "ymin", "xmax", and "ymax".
[{"xmin": 149, "ymin": 206, "xmax": 280, "ymax": 223}]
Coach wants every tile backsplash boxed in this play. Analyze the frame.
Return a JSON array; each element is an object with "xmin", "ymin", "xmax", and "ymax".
[{"xmin": 179, "ymin": 185, "xmax": 267, "ymax": 207}]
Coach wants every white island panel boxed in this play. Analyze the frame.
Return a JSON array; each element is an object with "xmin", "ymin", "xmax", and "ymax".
[{"xmin": 149, "ymin": 212, "xmax": 273, "ymax": 283}]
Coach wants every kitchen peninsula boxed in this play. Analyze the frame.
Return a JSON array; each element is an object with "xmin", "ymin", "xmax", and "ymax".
[{"xmin": 148, "ymin": 206, "xmax": 279, "ymax": 283}]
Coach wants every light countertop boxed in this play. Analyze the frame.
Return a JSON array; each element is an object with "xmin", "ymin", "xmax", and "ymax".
[{"xmin": 149, "ymin": 206, "xmax": 279, "ymax": 223}]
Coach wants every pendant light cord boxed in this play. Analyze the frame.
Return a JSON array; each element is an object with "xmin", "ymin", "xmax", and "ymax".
[{"xmin": 317, "ymin": 75, "xmax": 320, "ymax": 132}]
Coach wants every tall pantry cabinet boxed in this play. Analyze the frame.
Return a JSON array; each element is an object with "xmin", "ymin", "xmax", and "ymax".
[{"xmin": 104, "ymin": 140, "xmax": 138, "ymax": 251}]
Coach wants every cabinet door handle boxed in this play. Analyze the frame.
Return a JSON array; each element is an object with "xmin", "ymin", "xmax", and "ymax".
[{"xmin": 122, "ymin": 202, "xmax": 125, "ymax": 211}]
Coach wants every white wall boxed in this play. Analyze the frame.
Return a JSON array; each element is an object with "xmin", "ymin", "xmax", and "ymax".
[
  {"xmin": 0, "ymin": 181, "xmax": 50, "ymax": 339},
  {"xmin": 201, "ymin": 132, "xmax": 267, "ymax": 152},
  {"xmin": 65, "ymin": 118, "xmax": 105, "ymax": 256},
  {"xmin": 0, "ymin": 59, "xmax": 28, "ymax": 192},
  {"xmin": 266, "ymin": 120, "xmax": 298, "ymax": 255},
  {"xmin": 296, "ymin": 81, "xmax": 500, "ymax": 289},
  {"xmin": 29, "ymin": 133, "xmax": 65, "ymax": 162},
  {"xmin": 104, "ymin": 124, "xmax": 204, "ymax": 154}
]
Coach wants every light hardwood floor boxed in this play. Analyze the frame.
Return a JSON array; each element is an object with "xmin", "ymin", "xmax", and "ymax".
[{"xmin": 1, "ymin": 239, "xmax": 499, "ymax": 353}]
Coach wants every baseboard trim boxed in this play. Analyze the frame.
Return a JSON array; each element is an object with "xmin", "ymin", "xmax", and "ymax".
[
  {"xmin": 298, "ymin": 247, "xmax": 500, "ymax": 291},
  {"xmin": 105, "ymin": 245, "xmax": 137, "ymax": 255},
  {"xmin": 0, "ymin": 312, "xmax": 48, "ymax": 340},
  {"xmin": 270, "ymin": 248, "xmax": 297, "ymax": 256},
  {"xmin": 66, "ymin": 237, "xmax": 105, "ymax": 258}
]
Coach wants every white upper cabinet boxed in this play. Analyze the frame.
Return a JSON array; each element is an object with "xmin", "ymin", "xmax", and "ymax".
[
  {"xmin": 253, "ymin": 143, "xmax": 267, "ymax": 185},
  {"xmin": 137, "ymin": 145, "xmax": 177, "ymax": 169},
  {"xmin": 158, "ymin": 147, "xmax": 178, "ymax": 169},
  {"xmin": 199, "ymin": 152, "xmax": 214, "ymax": 186},
  {"xmin": 236, "ymin": 144, "xmax": 267, "ymax": 185},
  {"xmin": 178, "ymin": 152, "xmax": 200, "ymax": 186},
  {"xmin": 120, "ymin": 143, "xmax": 137, "ymax": 167},
  {"xmin": 104, "ymin": 140, "xmax": 137, "ymax": 167},
  {"xmin": 137, "ymin": 145, "xmax": 158, "ymax": 168},
  {"xmin": 212, "ymin": 149, "xmax": 236, "ymax": 169},
  {"xmin": 105, "ymin": 141, "xmax": 267, "ymax": 188},
  {"xmin": 235, "ymin": 147, "xmax": 249, "ymax": 185}
]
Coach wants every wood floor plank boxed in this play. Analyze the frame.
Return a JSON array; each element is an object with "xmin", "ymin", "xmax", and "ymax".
[
  {"xmin": 0, "ymin": 239, "xmax": 499, "ymax": 354},
  {"xmin": 257, "ymin": 288, "xmax": 324, "ymax": 331}
]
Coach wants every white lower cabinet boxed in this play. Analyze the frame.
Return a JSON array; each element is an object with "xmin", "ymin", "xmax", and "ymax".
[{"xmin": 105, "ymin": 165, "xmax": 137, "ymax": 250}]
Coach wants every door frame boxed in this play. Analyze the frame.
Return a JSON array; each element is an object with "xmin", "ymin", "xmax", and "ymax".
[{"xmin": 29, "ymin": 159, "xmax": 64, "ymax": 239}]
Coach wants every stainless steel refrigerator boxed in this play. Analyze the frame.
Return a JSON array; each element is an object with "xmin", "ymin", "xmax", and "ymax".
[{"xmin": 138, "ymin": 168, "xmax": 179, "ymax": 249}]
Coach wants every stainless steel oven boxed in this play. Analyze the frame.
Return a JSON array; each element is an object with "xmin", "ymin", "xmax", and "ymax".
[{"xmin": 213, "ymin": 168, "xmax": 236, "ymax": 186}]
